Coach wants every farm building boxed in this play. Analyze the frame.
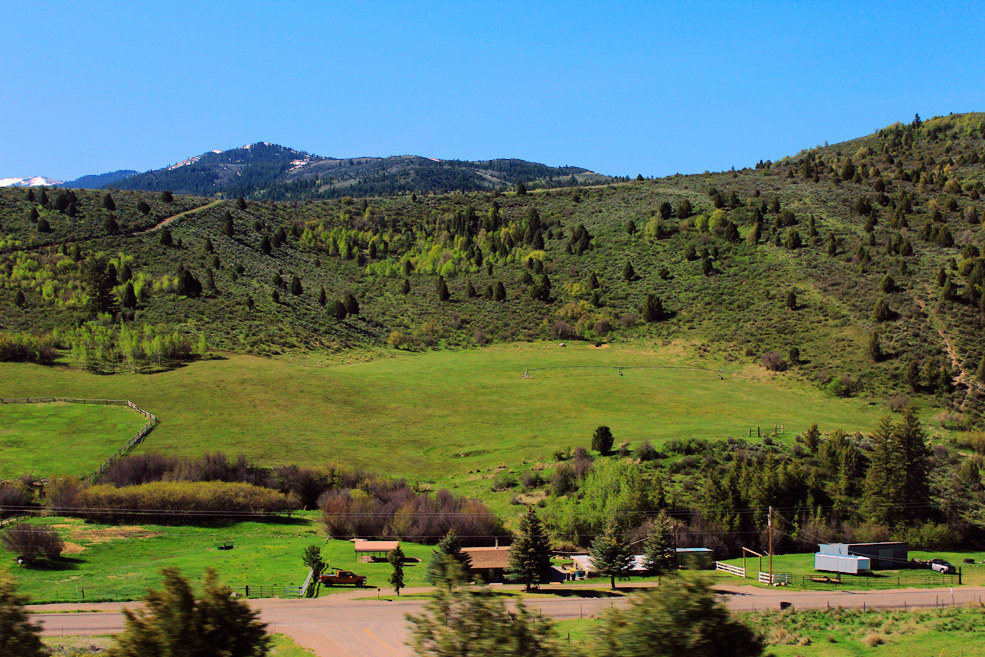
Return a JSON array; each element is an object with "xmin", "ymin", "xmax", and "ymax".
[
  {"xmin": 462, "ymin": 546, "xmax": 512, "ymax": 583},
  {"xmin": 816, "ymin": 542, "xmax": 907, "ymax": 570},
  {"xmin": 814, "ymin": 553, "xmax": 871, "ymax": 574},
  {"xmin": 676, "ymin": 547, "xmax": 714, "ymax": 570},
  {"xmin": 353, "ymin": 540, "xmax": 400, "ymax": 561}
]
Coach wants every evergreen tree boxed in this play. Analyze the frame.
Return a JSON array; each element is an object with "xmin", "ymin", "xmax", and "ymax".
[
  {"xmin": 329, "ymin": 300, "xmax": 347, "ymax": 320},
  {"xmin": 426, "ymin": 530, "xmax": 473, "ymax": 587},
  {"xmin": 290, "ymin": 275, "xmax": 303, "ymax": 296},
  {"xmin": 625, "ymin": 219, "xmax": 637, "ymax": 235},
  {"xmin": 592, "ymin": 578, "xmax": 764, "ymax": 657},
  {"xmin": 592, "ymin": 425, "xmax": 615, "ymax": 455},
  {"xmin": 160, "ymin": 190, "xmax": 174, "ymax": 203},
  {"xmin": 401, "ymin": 278, "xmax": 411, "ymax": 295},
  {"xmin": 905, "ymin": 359, "xmax": 921, "ymax": 391},
  {"xmin": 107, "ymin": 568, "xmax": 268, "ymax": 657},
  {"xmin": 785, "ymin": 289, "xmax": 797, "ymax": 310},
  {"xmin": 872, "ymin": 299, "xmax": 893, "ymax": 321},
  {"xmin": 642, "ymin": 512, "xmax": 676, "ymax": 578},
  {"xmin": 643, "ymin": 294, "xmax": 664, "ymax": 322},
  {"xmin": 702, "ymin": 256, "xmax": 714, "ymax": 276},
  {"xmin": 862, "ymin": 410, "xmax": 932, "ymax": 526},
  {"xmin": 271, "ymin": 289, "xmax": 280, "ymax": 304},
  {"xmin": 494, "ymin": 281, "xmax": 507, "ymax": 301},
  {"xmin": 344, "ymin": 293, "xmax": 359, "ymax": 315},
  {"xmin": 436, "ymin": 275, "xmax": 450, "ymax": 301},
  {"xmin": 868, "ymin": 331, "xmax": 883, "ymax": 363},
  {"xmin": 122, "ymin": 281, "xmax": 137, "ymax": 309},
  {"xmin": 589, "ymin": 522, "xmax": 635, "ymax": 589},
  {"xmin": 388, "ymin": 546, "xmax": 406, "ymax": 596},
  {"xmin": 137, "ymin": 200, "xmax": 151, "ymax": 215},
  {"xmin": 160, "ymin": 227, "xmax": 174, "ymax": 247},
  {"xmin": 14, "ymin": 289, "xmax": 26, "ymax": 307},
  {"xmin": 104, "ymin": 214, "xmax": 120, "ymax": 235},
  {"xmin": 803, "ymin": 423, "xmax": 821, "ymax": 454},
  {"xmin": 223, "ymin": 211, "xmax": 235, "ymax": 237},
  {"xmin": 516, "ymin": 182, "xmax": 527, "ymax": 196},
  {"xmin": 102, "ymin": 193, "xmax": 116, "ymax": 211},
  {"xmin": 466, "ymin": 279, "xmax": 477, "ymax": 298},
  {"xmin": 260, "ymin": 235, "xmax": 271, "ymax": 255},
  {"xmin": 318, "ymin": 286, "xmax": 327, "ymax": 307},
  {"xmin": 508, "ymin": 508, "xmax": 553, "ymax": 592},
  {"xmin": 0, "ymin": 576, "xmax": 46, "ymax": 657},
  {"xmin": 85, "ymin": 256, "xmax": 118, "ymax": 315},
  {"xmin": 623, "ymin": 261, "xmax": 637, "ymax": 281},
  {"xmin": 36, "ymin": 216, "xmax": 51, "ymax": 233},
  {"xmin": 881, "ymin": 274, "xmax": 896, "ymax": 293},
  {"xmin": 588, "ymin": 272, "xmax": 600, "ymax": 290},
  {"xmin": 177, "ymin": 269, "xmax": 203, "ymax": 298},
  {"xmin": 237, "ymin": 197, "xmax": 247, "ymax": 210}
]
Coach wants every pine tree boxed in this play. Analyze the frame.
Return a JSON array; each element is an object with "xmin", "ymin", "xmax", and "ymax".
[
  {"xmin": 592, "ymin": 425, "xmax": 615, "ymax": 455},
  {"xmin": 14, "ymin": 290, "xmax": 26, "ymax": 307},
  {"xmin": 436, "ymin": 275, "xmax": 450, "ymax": 302},
  {"xmin": 260, "ymin": 235, "xmax": 271, "ymax": 255},
  {"xmin": 785, "ymin": 289, "xmax": 797, "ymax": 310},
  {"xmin": 642, "ymin": 512, "xmax": 676, "ymax": 578},
  {"xmin": 494, "ymin": 281, "xmax": 507, "ymax": 302},
  {"xmin": 589, "ymin": 522, "xmax": 635, "ymax": 589},
  {"xmin": 236, "ymin": 197, "xmax": 247, "ymax": 210},
  {"xmin": 290, "ymin": 275, "xmax": 303, "ymax": 296},
  {"xmin": 104, "ymin": 215, "xmax": 120, "ymax": 235},
  {"xmin": 0, "ymin": 576, "xmax": 46, "ymax": 657},
  {"xmin": 160, "ymin": 227, "xmax": 174, "ymax": 247},
  {"xmin": 102, "ymin": 193, "xmax": 116, "ymax": 211},
  {"xmin": 426, "ymin": 530, "xmax": 473, "ymax": 587},
  {"xmin": 868, "ymin": 331, "xmax": 883, "ymax": 362},
  {"xmin": 803, "ymin": 423, "xmax": 821, "ymax": 454},
  {"xmin": 36, "ymin": 216, "xmax": 51, "ymax": 233},
  {"xmin": 623, "ymin": 261, "xmax": 637, "ymax": 281},
  {"xmin": 85, "ymin": 256, "xmax": 118, "ymax": 315},
  {"xmin": 400, "ymin": 278, "xmax": 411, "ymax": 295},
  {"xmin": 508, "ymin": 508, "xmax": 552, "ymax": 592},
  {"xmin": 905, "ymin": 359, "xmax": 921, "ymax": 391},
  {"xmin": 223, "ymin": 211, "xmax": 235, "ymax": 237},
  {"xmin": 642, "ymin": 294, "xmax": 664, "ymax": 322},
  {"xmin": 466, "ymin": 279, "xmax": 477, "ymax": 298},
  {"xmin": 388, "ymin": 546, "xmax": 405, "ymax": 596},
  {"xmin": 122, "ymin": 282, "xmax": 137, "ymax": 309},
  {"xmin": 862, "ymin": 410, "xmax": 932, "ymax": 525},
  {"xmin": 329, "ymin": 300, "xmax": 347, "ymax": 320},
  {"xmin": 344, "ymin": 293, "xmax": 359, "ymax": 315},
  {"xmin": 318, "ymin": 286, "xmax": 327, "ymax": 307}
]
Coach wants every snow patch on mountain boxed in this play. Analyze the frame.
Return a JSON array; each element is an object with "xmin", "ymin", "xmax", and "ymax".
[{"xmin": 0, "ymin": 176, "xmax": 64, "ymax": 187}]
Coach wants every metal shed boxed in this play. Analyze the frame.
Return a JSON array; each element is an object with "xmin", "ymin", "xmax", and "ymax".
[
  {"xmin": 818, "ymin": 542, "xmax": 907, "ymax": 570},
  {"xmin": 814, "ymin": 553, "xmax": 871, "ymax": 574}
]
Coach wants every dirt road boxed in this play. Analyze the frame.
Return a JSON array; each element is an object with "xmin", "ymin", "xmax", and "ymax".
[{"xmin": 31, "ymin": 584, "xmax": 985, "ymax": 657}]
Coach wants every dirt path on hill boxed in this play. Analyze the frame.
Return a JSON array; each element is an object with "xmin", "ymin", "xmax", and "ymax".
[
  {"xmin": 911, "ymin": 287, "xmax": 972, "ymax": 389},
  {"xmin": 131, "ymin": 200, "xmax": 221, "ymax": 234}
]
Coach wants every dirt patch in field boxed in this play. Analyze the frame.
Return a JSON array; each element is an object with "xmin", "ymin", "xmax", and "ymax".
[
  {"xmin": 72, "ymin": 526, "xmax": 162, "ymax": 544},
  {"xmin": 60, "ymin": 541, "xmax": 87, "ymax": 554}
]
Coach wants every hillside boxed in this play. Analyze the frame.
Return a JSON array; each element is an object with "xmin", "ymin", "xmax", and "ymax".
[
  {"xmin": 62, "ymin": 170, "xmax": 139, "ymax": 189},
  {"xmin": 107, "ymin": 142, "xmax": 610, "ymax": 199},
  {"xmin": 2, "ymin": 113, "xmax": 985, "ymax": 422}
]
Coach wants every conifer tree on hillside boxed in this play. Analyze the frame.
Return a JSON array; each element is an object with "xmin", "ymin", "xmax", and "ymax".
[
  {"xmin": 509, "ymin": 508, "xmax": 552, "ymax": 592},
  {"xmin": 862, "ymin": 409, "xmax": 932, "ymax": 526},
  {"xmin": 426, "ymin": 529, "xmax": 473, "ymax": 587},
  {"xmin": 642, "ymin": 511, "xmax": 676, "ymax": 578}
]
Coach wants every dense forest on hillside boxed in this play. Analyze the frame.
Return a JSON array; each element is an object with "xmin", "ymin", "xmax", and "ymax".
[
  {"xmin": 107, "ymin": 142, "xmax": 611, "ymax": 200},
  {"xmin": 1, "ymin": 114, "xmax": 985, "ymax": 422}
]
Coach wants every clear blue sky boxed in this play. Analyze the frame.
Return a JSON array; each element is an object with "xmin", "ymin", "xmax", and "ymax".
[{"xmin": 3, "ymin": 1, "xmax": 983, "ymax": 181}]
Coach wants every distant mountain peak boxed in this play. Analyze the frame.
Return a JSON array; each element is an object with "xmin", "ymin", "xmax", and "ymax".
[{"xmin": 0, "ymin": 176, "xmax": 63, "ymax": 187}]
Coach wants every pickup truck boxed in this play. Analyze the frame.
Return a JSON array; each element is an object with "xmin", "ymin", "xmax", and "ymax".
[
  {"xmin": 929, "ymin": 559, "xmax": 956, "ymax": 574},
  {"xmin": 318, "ymin": 569, "xmax": 367, "ymax": 587}
]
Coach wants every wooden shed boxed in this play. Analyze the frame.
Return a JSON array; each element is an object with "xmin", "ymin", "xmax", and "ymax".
[
  {"xmin": 462, "ymin": 546, "xmax": 512, "ymax": 583},
  {"xmin": 353, "ymin": 540, "xmax": 400, "ymax": 561}
]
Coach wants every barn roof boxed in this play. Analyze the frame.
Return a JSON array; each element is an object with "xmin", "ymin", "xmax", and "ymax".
[
  {"xmin": 353, "ymin": 540, "xmax": 400, "ymax": 553},
  {"xmin": 462, "ymin": 546, "xmax": 512, "ymax": 569}
]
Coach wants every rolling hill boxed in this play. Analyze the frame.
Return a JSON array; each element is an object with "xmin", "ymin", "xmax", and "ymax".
[
  {"xmin": 2, "ymin": 113, "xmax": 984, "ymax": 423},
  {"xmin": 106, "ymin": 142, "xmax": 610, "ymax": 200}
]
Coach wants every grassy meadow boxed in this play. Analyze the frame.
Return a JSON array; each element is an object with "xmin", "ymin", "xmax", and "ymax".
[
  {"xmin": 0, "ymin": 402, "xmax": 148, "ymax": 478},
  {"xmin": 0, "ymin": 342, "xmax": 907, "ymax": 486},
  {"xmin": 1, "ymin": 514, "xmax": 435, "ymax": 603}
]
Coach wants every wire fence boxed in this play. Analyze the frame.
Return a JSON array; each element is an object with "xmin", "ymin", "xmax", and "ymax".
[
  {"xmin": 800, "ymin": 571, "xmax": 960, "ymax": 589},
  {"xmin": 0, "ymin": 396, "xmax": 158, "ymax": 482}
]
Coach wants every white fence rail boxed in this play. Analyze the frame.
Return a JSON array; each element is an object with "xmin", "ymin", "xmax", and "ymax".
[
  {"xmin": 758, "ymin": 571, "xmax": 790, "ymax": 585},
  {"xmin": 715, "ymin": 561, "xmax": 746, "ymax": 578}
]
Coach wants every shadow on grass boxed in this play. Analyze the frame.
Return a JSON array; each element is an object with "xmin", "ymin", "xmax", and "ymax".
[
  {"xmin": 23, "ymin": 556, "xmax": 84, "ymax": 571},
  {"xmin": 530, "ymin": 588, "xmax": 624, "ymax": 598}
]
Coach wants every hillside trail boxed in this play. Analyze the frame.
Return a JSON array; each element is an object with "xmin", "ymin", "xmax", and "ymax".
[
  {"xmin": 910, "ymin": 286, "xmax": 977, "ymax": 394},
  {"xmin": 4, "ymin": 200, "xmax": 220, "ymax": 255},
  {"xmin": 131, "ymin": 199, "xmax": 221, "ymax": 234}
]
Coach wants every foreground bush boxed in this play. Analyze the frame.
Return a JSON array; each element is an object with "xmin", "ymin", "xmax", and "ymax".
[
  {"xmin": 109, "ymin": 568, "xmax": 269, "ymax": 657},
  {"xmin": 1, "ymin": 523, "xmax": 63, "ymax": 565},
  {"xmin": 73, "ymin": 481, "xmax": 299, "ymax": 519},
  {"xmin": 0, "ymin": 576, "xmax": 46, "ymax": 657}
]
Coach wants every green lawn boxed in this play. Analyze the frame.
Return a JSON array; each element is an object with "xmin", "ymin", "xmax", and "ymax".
[
  {"xmin": 714, "ymin": 550, "xmax": 984, "ymax": 589},
  {"xmin": 1, "ymin": 514, "xmax": 436, "ymax": 603},
  {"xmin": 0, "ymin": 342, "xmax": 903, "ymax": 483},
  {"xmin": 43, "ymin": 634, "xmax": 315, "ymax": 656},
  {"xmin": 0, "ymin": 402, "xmax": 148, "ymax": 478}
]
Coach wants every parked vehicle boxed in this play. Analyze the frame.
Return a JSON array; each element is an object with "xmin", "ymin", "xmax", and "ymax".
[
  {"xmin": 929, "ymin": 558, "xmax": 956, "ymax": 574},
  {"xmin": 318, "ymin": 569, "xmax": 367, "ymax": 586}
]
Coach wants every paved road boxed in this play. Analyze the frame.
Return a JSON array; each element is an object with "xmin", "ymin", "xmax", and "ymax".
[{"xmin": 32, "ymin": 584, "xmax": 985, "ymax": 657}]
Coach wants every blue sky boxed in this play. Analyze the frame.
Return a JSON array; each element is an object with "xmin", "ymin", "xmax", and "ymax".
[{"xmin": 3, "ymin": 1, "xmax": 983, "ymax": 180}]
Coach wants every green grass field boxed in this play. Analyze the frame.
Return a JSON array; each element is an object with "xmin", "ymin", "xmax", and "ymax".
[
  {"xmin": 556, "ymin": 605, "xmax": 985, "ymax": 656},
  {"xmin": 1, "ymin": 514, "xmax": 436, "ymax": 603},
  {"xmin": 0, "ymin": 342, "xmax": 907, "ymax": 483},
  {"xmin": 42, "ymin": 634, "xmax": 315, "ymax": 657},
  {"xmin": 0, "ymin": 402, "xmax": 148, "ymax": 478},
  {"xmin": 714, "ymin": 550, "xmax": 985, "ymax": 589}
]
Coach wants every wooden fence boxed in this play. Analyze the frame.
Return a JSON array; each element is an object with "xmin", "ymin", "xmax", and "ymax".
[
  {"xmin": 715, "ymin": 561, "xmax": 746, "ymax": 578},
  {"xmin": 0, "ymin": 396, "xmax": 159, "ymax": 482}
]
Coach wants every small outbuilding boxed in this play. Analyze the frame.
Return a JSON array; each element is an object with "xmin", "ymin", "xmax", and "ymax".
[
  {"xmin": 814, "ymin": 553, "xmax": 871, "ymax": 574},
  {"xmin": 353, "ymin": 540, "xmax": 400, "ymax": 561},
  {"xmin": 816, "ymin": 542, "xmax": 907, "ymax": 570}
]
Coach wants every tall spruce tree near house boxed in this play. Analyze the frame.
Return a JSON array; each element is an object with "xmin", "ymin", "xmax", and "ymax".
[
  {"xmin": 509, "ymin": 508, "xmax": 552, "ymax": 592},
  {"xmin": 589, "ymin": 522, "xmax": 635, "ymax": 589},
  {"xmin": 426, "ymin": 530, "xmax": 473, "ymax": 587},
  {"xmin": 388, "ymin": 545, "xmax": 405, "ymax": 596},
  {"xmin": 642, "ymin": 511, "xmax": 676, "ymax": 578}
]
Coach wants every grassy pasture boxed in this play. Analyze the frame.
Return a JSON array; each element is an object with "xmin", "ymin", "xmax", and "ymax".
[
  {"xmin": 1, "ymin": 514, "xmax": 436, "ymax": 603},
  {"xmin": 0, "ymin": 402, "xmax": 148, "ymax": 479},
  {"xmin": 0, "ymin": 342, "xmax": 898, "ymax": 482}
]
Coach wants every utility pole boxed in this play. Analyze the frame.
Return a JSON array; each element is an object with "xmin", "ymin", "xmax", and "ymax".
[{"xmin": 768, "ymin": 505, "xmax": 773, "ymax": 586}]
